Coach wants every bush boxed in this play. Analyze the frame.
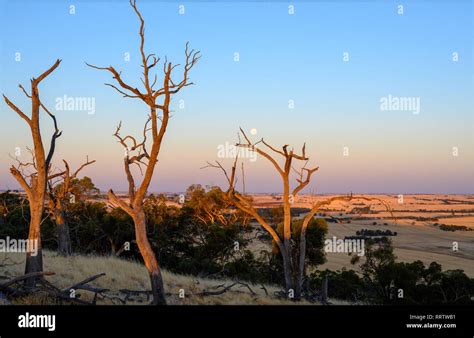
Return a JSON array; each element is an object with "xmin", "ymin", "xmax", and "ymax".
[
  {"xmin": 309, "ymin": 269, "xmax": 367, "ymax": 302},
  {"xmin": 439, "ymin": 224, "xmax": 471, "ymax": 232}
]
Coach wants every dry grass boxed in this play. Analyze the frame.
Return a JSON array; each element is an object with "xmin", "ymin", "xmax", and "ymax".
[{"xmin": 0, "ymin": 251, "xmax": 316, "ymax": 305}]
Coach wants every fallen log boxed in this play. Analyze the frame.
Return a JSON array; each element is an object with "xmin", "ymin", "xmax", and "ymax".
[
  {"xmin": 199, "ymin": 283, "xmax": 237, "ymax": 296},
  {"xmin": 0, "ymin": 271, "xmax": 108, "ymax": 305},
  {"xmin": 0, "ymin": 271, "xmax": 55, "ymax": 289},
  {"xmin": 119, "ymin": 289, "xmax": 152, "ymax": 302},
  {"xmin": 198, "ymin": 280, "xmax": 261, "ymax": 297},
  {"xmin": 62, "ymin": 273, "xmax": 106, "ymax": 293}
]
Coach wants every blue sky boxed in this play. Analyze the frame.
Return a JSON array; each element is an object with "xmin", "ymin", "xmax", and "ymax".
[{"xmin": 0, "ymin": 0, "xmax": 473, "ymax": 193}]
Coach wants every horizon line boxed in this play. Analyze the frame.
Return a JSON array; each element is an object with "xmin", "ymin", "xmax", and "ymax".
[{"xmin": 1, "ymin": 189, "xmax": 473, "ymax": 196}]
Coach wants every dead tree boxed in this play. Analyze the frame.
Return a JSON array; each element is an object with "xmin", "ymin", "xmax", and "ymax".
[
  {"xmin": 3, "ymin": 59, "xmax": 62, "ymax": 283},
  {"xmin": 207, "ymin": 128, "xmax": 391, "ymax": 300},
  {"xmin": 47, "ymin": 157, "xmax": 95, "ymax": 255},
  {"xmin": 87, "ymin": 0, "xmax": 200, "ymax": 305}
]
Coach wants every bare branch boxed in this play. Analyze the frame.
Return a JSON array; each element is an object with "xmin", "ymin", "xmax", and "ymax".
[
  {"xmin": 18, "ymin": 84, "xmax": 32, "ymax": 98},
  {"xmin": 32, "ymin": 59, "xmax": 62, "ymax": 86},
  {"xmin": 292, "ymin": 166, "xmax": 319, "ymax": 196},
  {"xmin": 71, "ymin": 156, "xmax": 96, "ymax": 179},
  {"xmin": 108, "ymin": 189, "xmax": 134, "ymax": 215},
  {"xmin": 3, "ymin": 95, "xmax": 31, "ymax": 125},
  {"xmin": 43, "ymin": 102, "xmax": 62, "ymax": 171},
  {"xmin": 85, "ymin": 63, "xmax": 148, "ymax": 102},
  {"xmin": 10, "ymin": 166, "xmax": 32, "ymax": 200},
  {"xmin": 237, "ymin": 127, "xmax": 284, "ymax": 176}
]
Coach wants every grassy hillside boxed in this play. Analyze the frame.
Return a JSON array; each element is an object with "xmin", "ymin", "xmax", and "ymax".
[{"xmin": 1, "ymin": 251, "xmax": 319, "ymax": 305}]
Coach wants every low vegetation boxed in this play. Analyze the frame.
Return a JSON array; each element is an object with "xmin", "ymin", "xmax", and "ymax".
[
  {"xmin": 352, "ymin": 229, "xmax": 397, "ymax": 238},
  {"xmin": 310, "ymin": 238, "xmax": 474, "ymax": 305},
  {"xmin": 435, "ymin": 223, "xmax": 472, "ymax": 232},
  {"xmin": 2, "ymin": 189, "xmax": 473, "ymax": 305}
]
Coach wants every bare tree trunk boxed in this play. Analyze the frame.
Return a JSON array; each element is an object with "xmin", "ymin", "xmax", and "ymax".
[
  {"xmin": 281, "ymin": 248, "xmax": 294, "ymax": 297},
  {"xmin": 321, "ymin": 274, "xmax": 328, "ymax": 303},
  {"xmin": 4, "ymin": 59, "xmax": 62, "ymax": 286},
  {"xmin": 294, "ymin": 263, "xmax": 302, "ymax": 300},
  {"xmin": 109, "ymin": 238, "xmax": 116, "ymax": 255},
  {"xmin": 55, "ymin": 206, "xmax": 71, "ymax": 256},
  {"xmin": 24, "ymin": 249, "xmax": 43, "ymax": 287},
  {"xmin": 24, "ymin": 134, "xmax": 47, "ymax": 282},
  {"xmin": 149, "ymin": 271, "xmax": 166, "ymax": 305},
  {"xmin": 295, "ymin": 228, "xmax": 308, "ymax": 300},
  {"xmin": 24, "ymin": 199, "xmax": 43, "ymax": 286},
  {"xmin": 282, "ymin": 177, "xmax": 294, "ymax": 297},
  {"xmin": 133, "ymin": 210, "xmax": 166, "ymax": 305}
]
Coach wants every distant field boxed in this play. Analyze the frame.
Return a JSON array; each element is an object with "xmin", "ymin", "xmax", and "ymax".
[{"xmin": 249, "ymin": 194, "xmax": 474, "ymax": 277}]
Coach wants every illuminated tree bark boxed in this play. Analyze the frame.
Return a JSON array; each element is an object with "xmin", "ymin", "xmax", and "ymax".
[
  {"xmin": 3, "ymin": 59, "xmax": 62, "ymax": 285},
  {"xmin": 88, "ymin": 0, "xmax": 200, "ymax": 305}
]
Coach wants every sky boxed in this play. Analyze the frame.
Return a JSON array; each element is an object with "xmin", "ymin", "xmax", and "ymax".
[{"xmin": 0, "ymin": 0, "xmax": 473, "ymax": 194}]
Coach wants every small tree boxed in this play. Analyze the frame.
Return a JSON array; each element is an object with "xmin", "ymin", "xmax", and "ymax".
[
  {"xmin": 68, "ymin": 176, "xmax": 100, "ymax": 201},
  {"xmin": 185, "ymin": 184, "xmax": 250, "ymax": 226},
  {"xmin": 87, "ymin": 0, "xmax": 200, "ymax": 305},
  {"xmin": 47, "ymin": 158, "xmax": 95, "ymax": 255},
  {"xmin": 350, "ymin": 237, "xmax": 396, "ymax": 302},
  {"xmin": 208, "ymin": 128, "xmax": 390, "ymax": 300},
  {"xmin": 3, "ymin": 59, "xmax": 62, "ymax": 283}
]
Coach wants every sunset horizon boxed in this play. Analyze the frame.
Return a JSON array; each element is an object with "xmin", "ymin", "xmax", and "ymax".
[{"xmin": 1, "ymin": 1, "xmax": 472, "ymax": 194}]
